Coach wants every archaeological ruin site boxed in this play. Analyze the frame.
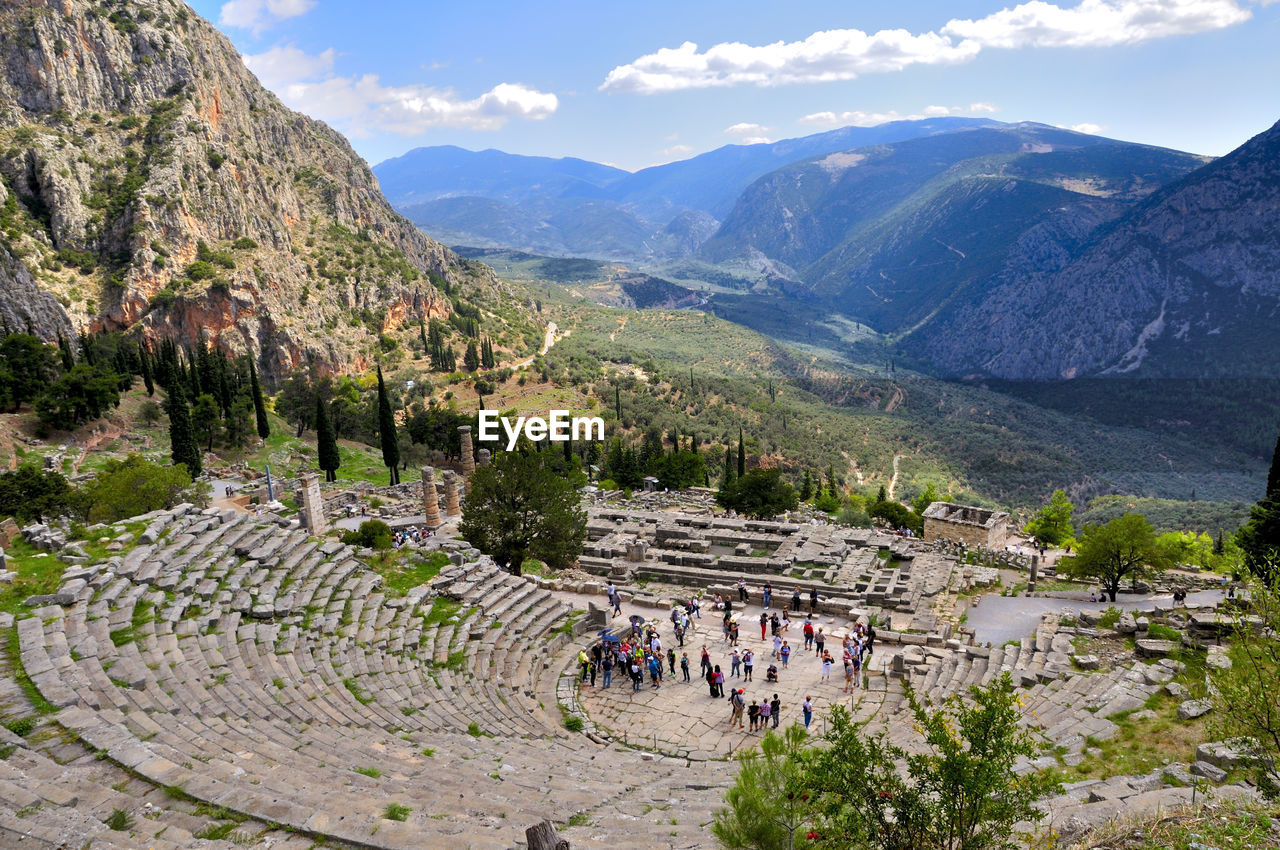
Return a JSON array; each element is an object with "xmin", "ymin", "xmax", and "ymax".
[{"xmin": 0, "ymin": 462, "xmax": 1257, "ymax": 849}]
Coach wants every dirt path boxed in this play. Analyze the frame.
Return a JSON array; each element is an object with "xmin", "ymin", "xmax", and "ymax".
[
  {"xmin": 887, "ymin": 454, "xmax": 904, "ymax": 500},
  {"xmin": 841, "ymin": 450, "xmax": 865, "ymax": 486},
  {"xmin": 608, "ymin": 316, "xmax": 627, "ymax": 342}
]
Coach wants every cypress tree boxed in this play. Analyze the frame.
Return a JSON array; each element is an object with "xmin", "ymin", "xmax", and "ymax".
[
  {"xmin": 140, "ymin": 348, "xmax": 154, "ymax": 396},
  {"xmin": 57, "ymin": 334, "xmax": 75, "ymax": 370},
  {"xmin": 1268, "ymin": 429, "xmax": 1280, "ymax": 499},
  {"xmin": 464, "ymin": 340, "xmax": 480, "ymax": 371},
  {"xmin": 249, "ymin": 357, "xmax": 270, "ymax": 440},
  {"xmin": 316, "ymin": 393, "xmax": 340, "ymax": 483},
  {"xmin": 376, "ymin": 365, "xmax": 400, "ymax": 485},
  {"xmin": 723, "ymin": 442, "xmax": 735, "ymax": 488},
  {"xmin": 615, "ymin": 386, "xmax": 622, "ymax": 422},
  {"xmin": 737, "ymin": 429, "xmax": 745, "ymax": 478},
  {"xmin": 167, "ymin": 382, "xmax": 201, "ymax": 477}
]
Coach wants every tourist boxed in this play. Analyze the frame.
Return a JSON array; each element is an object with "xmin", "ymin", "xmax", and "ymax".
[
  {"xmin": 700, "ymin": 646, "xmax": 712, "ymax": 679},
  {"xmin": 738, "ymin": 578, "xmax": 748, "ymax": 603},
  {"xmin": 864, "ymin": 624, "xmax": 876, "ymax": 664},
  {"xmin": 802, "ymin": 695, "xmax": 813, "ymax": 729},
  {"xmin": 820, "ymin": 652, "xmax": 833, "ymax": 683},
  {"xmin": 759, "ymin": 612, "xmax": 768, "ymax": 641},
  {"xmin": 742, "ymin": 649, "xmax": 754, "ymax": 682},
  {"xmin": 674, "ymin": 621, "xmax": 685, "ymax": 647},
  {"xmin": 713, "ymin": 665, "xmax": 725, "ymax": 698},
  {"xmin": 791, "ymin": 588, "xmax": 802, "ymax": 612},
  {"xmin": 770, "ymin": 613, "xmax": 781, "ymax": 637},
  {"xmin": 781, "ymin": 612, "xmax": 791, "ymax": 634},
  {"xmin": 809, "ymin": 587, "xmax": 818, "ymax": 614},
  {"xmin": 578, "ymin": 649, "xmax": 590, "ymax": 683},
  {"xmin": 770, "ymin": 694, "xmax": 781, "ymax": 729},
  {"xmin": 814, "ymin": 627, "xmax": 825, "ymax": 657},
  {"xmin": 630, "ymin": 658, "xmax": 643, "ymax": 692},
  {"xmin": 851, "ymin": 647, "xmax": 862, "ymax": 689},
  {"xmin": 730, "ymin": 649, "xmax": 741, "ymax": 678},
  {"xmin": 759, "ymin": 697, "xmax": 772, "ymax": 728},
  {"xmin": 748, "ymin": 699, "xmax": 761, "ymax": 732},
  {"xmin": 772, "ymin": 633, "xmax": 782, "ymax": 658},
  {"xmin": 780, "ymin": 640, "xmax": 791, "ymax": 667},
  {"xmin": 667, "ymin": 647, "xmax": 677, "ymax": 675},
  {"xmin": 730, "ymin": 620, "xmax": 740, "ymax": 646},
  {"xmin": 803, "ymin": 618, "xmax": 814, "ymax": 650},
  {"xmin": 648, "ymin": 654, "xmax": 662, "ymax": 689},
  {"xmin": 722, "ymin": 614, "xmax": 732, "ymax": 645},
  {"xmin": 601, "ymin": 653, "xmax": 613, "ymax": 689},
  {"xmin": 729, "ymin": 688, "xmax": 745, "ymax": 728},
  {"xmin": 589, "ymin": 658, "xmax": 597, "ymax": 687},
  {"xmin": 762, "ymin": 581, "xmax": 772, "ymax": 609},
  {"xmin": 842, "ymin": 659, "xmax": 853, "ymax": 693},
  {"xmin": 765, "ymin": 663, "xmax": 778, "ymax": 683},
  {"xmin": 680, "ymin": 652, "xmax": 691, "ymax": 682},
  {"xmin": 611, "ymin": 588, "xmax": 622, "ymax": 617}
]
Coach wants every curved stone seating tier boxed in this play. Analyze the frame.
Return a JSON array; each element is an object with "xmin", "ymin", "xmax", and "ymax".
[{"xmin": 17, "ymin": 507, "xmax": 724, "ymax": 848}]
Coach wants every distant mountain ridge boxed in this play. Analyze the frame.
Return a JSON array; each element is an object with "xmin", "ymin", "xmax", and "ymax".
[
  {"xmin": 918, "ymin": 117, "xmax": 1280, "ymax": 379},
  {"xmin": 373, "ymin": 117, "xmax": 1001, "ymax": 260}
]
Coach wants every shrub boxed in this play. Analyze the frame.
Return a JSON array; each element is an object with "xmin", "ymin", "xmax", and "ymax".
[
  {"xmin": 340, "ymin": 519, "xmax": 393, "ymax": 550},
  {"xmin": 382, "ymin": 803, "xmax": 411, "ymax": 822}
]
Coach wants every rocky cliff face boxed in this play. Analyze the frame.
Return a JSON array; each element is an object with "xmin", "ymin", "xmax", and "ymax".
[
  {"xmin": 919, "ymin": 118, "xmax": 1280, "ymax": 379},
  {"xmin": 0, "ymin": 0, "xmax": 504, "ymax": 380}
]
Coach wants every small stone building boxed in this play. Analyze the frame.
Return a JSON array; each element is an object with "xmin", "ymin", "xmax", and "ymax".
[{"xmin": 922, "ymin": 502, "xmax": 1010, "ymax": 549}]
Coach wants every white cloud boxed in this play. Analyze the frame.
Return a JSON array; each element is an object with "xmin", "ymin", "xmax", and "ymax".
[
  {"xmin": 724, "ymin": 123, "xmax": 774, "ymax": 143},
  {"xmin": 243, "ymin": 45, "xmax": 558, "ymax": 134},
  {"xmin": 942, "ymin": 0, "xmax": 1251, "ymax": 49},
  {"xmin": 601, "ymin": 0, "xmax": 1251, "ymax": 93},
  {"xmin": 220, "ymin": 0, "xmax": 315, "ymax": 34},
  {"xmin": 659, "ymin": 144, "xmax": 694, "ymax": 157},
  {"xmin": 1070, "ymin": 122, "xmax": 1105, "ymax": 133},
  {"xmin": 797, "ymin": 103, "xmax": 1000, "ymax": 128}
]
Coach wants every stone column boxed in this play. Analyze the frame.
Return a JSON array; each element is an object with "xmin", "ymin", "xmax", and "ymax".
[
  {"xmin": 453, "ymin": 473, "xmax": 467, "ymax": 514},
  {"xmin": 299, "ymin": 473, "xmax": 327, "ymax": 534},
  {"xmin": 459, "ymin": 425, "xmax": 476, "ymax": 477},
  {"xmin": 421, "ymin": 466, "xmax": 442, "ymax": 527},
  {"xmin": 443, "ymin": 470, "xmax": 461, "ymax": 516},
  {"xmin": 477, "ymin": 448, "xmax": 491, "ymax": 468}
]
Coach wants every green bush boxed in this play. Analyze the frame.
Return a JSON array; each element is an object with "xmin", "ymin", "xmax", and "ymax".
[{"xmin": 340, "ymin": 519, "xmax": 393, "ymax": 550}]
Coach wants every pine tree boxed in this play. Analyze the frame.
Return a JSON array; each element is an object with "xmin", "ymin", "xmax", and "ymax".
[
  {"xmin": 166, "ymin": 382, "xmax": 201, "ymax": 477},
  {"xmin": 376, "ymin": 365, "xmax": 400, "ymax": 485},
  {"xmin": 248, "ymin": 357, "xmax": 270, "ymax": 440},
  {"xmin": 737, "ymin": 429, "xmax": 746, "ymax": 478},
  {"xmin": 316, "ymin": 393, "xmax": 340, "ymax": 483}
]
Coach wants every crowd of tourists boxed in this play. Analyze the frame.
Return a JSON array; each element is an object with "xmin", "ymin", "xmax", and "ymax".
[{"xmin": 580, "ymin": 580, "xmax": 879, "ymax": 732}]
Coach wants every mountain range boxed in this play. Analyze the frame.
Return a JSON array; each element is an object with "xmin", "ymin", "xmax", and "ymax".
[
  {"xmin": 374, "ymin": 118, "xmax": 1001, "ymax": 260},
  {"xmin": 375, "ymin": 117, "xmax": 1280, "ymax": 382}
]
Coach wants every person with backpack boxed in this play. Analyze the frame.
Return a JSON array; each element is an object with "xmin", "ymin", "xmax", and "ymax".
[
  {"xmin": 742, "ymin": 649, "xmax": 754, "ymax": 681},
  {"xmin": 748, "ymin": 699, "xmax": 761, "ymax": 732},
  {"xmin": 802, "ymin": 695, "xmax": 813, "ymax": 729}
]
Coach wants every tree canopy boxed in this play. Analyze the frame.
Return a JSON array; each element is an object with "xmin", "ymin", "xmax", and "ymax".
[
  {"xmin": 1025, "ymin": 489, "xmax": 1075, "ymax": 546},
  {"xmin": 459, "ymin": 448, "xmax": 587, "ymax": 575},
  {"xmin": 0, "ymin": 466, "xmax": 73, "ymax": 523},
  {"xmin": 717, "ymin": 468, "xmax": 798, "ymax": 519},
  {"xmin": 76, "ymin": 454, "xmax": 199, "ymax": 523},
  {"xmin": 1060, "ymin": 513, "xmax": 1169, "ymax": 602}
]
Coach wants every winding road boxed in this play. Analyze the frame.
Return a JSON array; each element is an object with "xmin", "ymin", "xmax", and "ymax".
[{"xmin": 517, "ymin": 321, "xmax": 559, "ymax": 369}]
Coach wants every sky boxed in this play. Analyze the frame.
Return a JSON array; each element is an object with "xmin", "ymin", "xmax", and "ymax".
[{"xmin": 188, "ymin": 0, "xmax": 1280, "ymax": 171}]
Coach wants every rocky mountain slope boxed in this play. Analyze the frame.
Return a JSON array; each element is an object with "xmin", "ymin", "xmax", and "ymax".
[
  {"xmin": 918, "ymin": 118, "xmax": 1280, "ymax": 379},
  {"xmin": 375, "ymin": 117, "xmax": 999, "ymax": 261},
  {"xmin": 700, "ymin": 124, "xmax": 1207, "ymax": 331},
  {"xmin": 0, "ymin": 0, "xmax": 515, "ymax": 380}
]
